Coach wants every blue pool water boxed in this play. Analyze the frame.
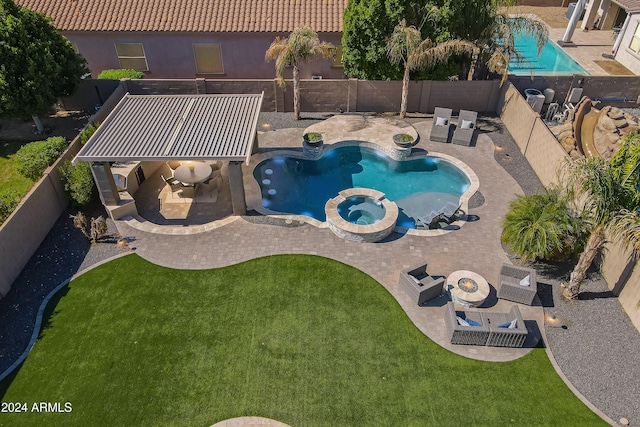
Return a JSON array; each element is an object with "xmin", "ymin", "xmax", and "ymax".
[
  {"xmin": 253, "ymin": 146, "xmax": 471, "ymax": 229},
  {"xmin": 510, "ymin": 33, "xmax": 588, "ymax": 75}
]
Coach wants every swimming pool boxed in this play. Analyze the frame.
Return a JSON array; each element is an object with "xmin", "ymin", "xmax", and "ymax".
[
  {"xmin": 253, "ymin": 145, "xmax": 471, "ymax": 229},
  {"xmin": 510, "ymin": 33, "xmax": 588, "ymax": 75}
]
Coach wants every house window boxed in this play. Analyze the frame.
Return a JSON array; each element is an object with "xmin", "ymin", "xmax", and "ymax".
[
  {"xmin": 193, "ymin": 43, "xmax": 224, "ymax": 74},
  {"xmin": 629, "ymin": 23, "xmax": 640, "ymax": 53},
  {"xmin": 333, "ymin": 45, "xmax": 343, "ymax": 67},
  {"xmin": 115, "ymin": 43, "xmax": 148, "ymax": 71}
]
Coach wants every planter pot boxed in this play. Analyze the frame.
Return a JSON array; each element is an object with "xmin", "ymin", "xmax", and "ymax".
[
  {"xmin": 303, "ymin": 138, "xmax": 324, "ymax": 147},
  {"xmin": 393, "ymin": 134, "xmax": 415, "ymax": 147}
]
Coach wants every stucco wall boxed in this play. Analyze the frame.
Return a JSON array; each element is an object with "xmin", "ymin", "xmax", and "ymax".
[
  {"xmin": 0, "ymin": 138, "xmax": 83, "ymax": 297},
  {"xmin": 66, "ymin": 31, "xmax": 345, "ymax": 80},
  {"xmin": 614, "ymin": 15, "xmax": 640, "ymax": 76}
]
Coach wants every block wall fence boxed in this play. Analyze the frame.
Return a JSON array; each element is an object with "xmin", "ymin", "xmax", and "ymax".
[{"xmin": 2, "ymin": 76, "xmax": 640, "ymax": 331}]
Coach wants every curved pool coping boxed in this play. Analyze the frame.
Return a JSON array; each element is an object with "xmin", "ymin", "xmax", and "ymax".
[{"xmin": 245, "ymin": 140, "xmax": 480, "ymax": 236}]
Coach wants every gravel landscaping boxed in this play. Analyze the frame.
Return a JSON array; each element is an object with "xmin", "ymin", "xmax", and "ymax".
[{"xmin": 1, "ymin": 111, "xmax": 639, "ymax": 425}]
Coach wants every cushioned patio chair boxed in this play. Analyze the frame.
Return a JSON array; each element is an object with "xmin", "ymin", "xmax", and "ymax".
[
  {"xmin": 444, "ymin": 302, "xmax": 489, "ymax": 346},
  {"xmin": 399, "ymin": 262, "xmax": 445, "ymax": 305},
  {"xmin": 452, "ymin": 110, "xmax": 478, "ymax": 146},
  {"xmin": 430, "ymin": 107, "xmax": 452, "ymax": 142},
  {"xmin": 483, "ymin": 305, "xmax": 528, "ymax": 347},
  {"xmin": 497, "ymin": 264, "xmax": 538, "ymax": 305}
]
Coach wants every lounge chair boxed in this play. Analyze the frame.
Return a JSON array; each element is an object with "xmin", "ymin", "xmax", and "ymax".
[
  {"xmin": 430, "ymin": 107, "xmax": 452, "ymax": 142},
  {"xmin": 497, "ymin": 264, "xmax": 538, "ymax": 305},
  {"xmin": 399, "ymin": 262, "xmax": 445, "ymax": 305},
  {"xmin": 452, "ymin": 110, "xmax": 477, "ymax": 146}
]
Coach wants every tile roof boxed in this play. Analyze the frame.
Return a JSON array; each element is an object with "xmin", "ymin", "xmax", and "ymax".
[{"xmin": 15, "ymin": 0, "xmax": 347, "ymax": 33}]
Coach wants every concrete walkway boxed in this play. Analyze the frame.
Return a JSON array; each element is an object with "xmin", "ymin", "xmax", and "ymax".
[{"xmin": 115, "ymin": 117, "xmax": 544, "ymax": 362}]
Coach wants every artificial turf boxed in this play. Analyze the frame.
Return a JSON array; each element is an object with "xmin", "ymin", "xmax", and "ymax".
[{"xmin": 0, "ymin": 254, "xmax": 605, "ymax": 426}]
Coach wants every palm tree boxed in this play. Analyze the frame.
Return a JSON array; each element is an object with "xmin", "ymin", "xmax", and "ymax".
[
  {"xmin": 386, "ymin": 19, "xmax": 475, "ymax": 118},
  {"xmin": 479, "ymin": 13, "xmax": 548, "ymax": 84},
  {"xmin": 265, "ymin": 26, "xmax": 334, "ymax": 120},
  {"xmin": 501, "ymin": 188, "xmax": 585, "ymax": 262},
  {"xmin": 561, "ymin": 133, "xmax": 640, "ymax": 299}
]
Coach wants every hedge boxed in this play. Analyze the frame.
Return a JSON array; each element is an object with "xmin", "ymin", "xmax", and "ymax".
[
  {"xmin": 97, "ymin": 69, "xmax": 145, "ymax": 79},
  {"xmin": 15, "ymin": 136, "xmax": 68, "ymax": 181}
]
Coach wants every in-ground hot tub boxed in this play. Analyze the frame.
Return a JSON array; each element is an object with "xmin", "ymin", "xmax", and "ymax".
[{"xmin": 325, "ymin": 188, "xmax": 398, "ymax": 243}]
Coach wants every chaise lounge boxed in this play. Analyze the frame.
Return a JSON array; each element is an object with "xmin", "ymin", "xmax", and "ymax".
[
  {"xmin": 399, "ymin": 262, "xmax": 445, "ymax": 305},
  {"xmin": 452, "ymin": 110, "xmax": 477, "ymax": 146},
  {"xmin": 444, "ymin": 302, "xmax": 528, "ymax": 347},
  {"xmin": 430, "ymin": 107, "xmax": 452, "ymax": 142}
]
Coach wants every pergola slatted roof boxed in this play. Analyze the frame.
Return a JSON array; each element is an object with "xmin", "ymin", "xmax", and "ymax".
[{"xmin": 74, "ymin": 93, "xmax": 263, "ymax": 164}]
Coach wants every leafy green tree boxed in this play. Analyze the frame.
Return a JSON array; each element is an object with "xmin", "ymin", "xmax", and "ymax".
[
  {"xmin": 501, "ymin": 188, "xmax": 585, "ymax": 262},
  {"xmin": 387, "ymin": 19, "xmax": 474, "ymax": 118},
  {"xmin": 561, "ymin": 133, "xmax": 640, "ymax": 299},
  {"xmin": 343, "ymin": 0, "xmax": 451, "ymax": 80},
  {"xmin": 0, "ymin": 0, "xmax": 88, "ymax": 132},
  {"xmin": 265, "ymin": 26, "xmax": 334, "ymax": 120}
]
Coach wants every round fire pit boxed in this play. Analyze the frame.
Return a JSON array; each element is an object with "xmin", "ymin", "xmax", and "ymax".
[
  {"xmin": 457, "ymin": 277, "xmax": 478, "ymax": 293},
  {"xmin": 447, "ymin": 270, "xmax": 490, "ymax": 307}
]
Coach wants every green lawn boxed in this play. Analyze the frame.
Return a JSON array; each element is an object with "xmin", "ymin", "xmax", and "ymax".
[
  {"xmin": 0, "ymin": 255, "xmax": 605, "ymax": 426},
  {"xmin": 0, "ymin": 140, "xmax": 34, "ymax": 194}
]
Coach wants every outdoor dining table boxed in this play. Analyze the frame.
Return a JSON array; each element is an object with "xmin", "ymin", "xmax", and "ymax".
[{"xmin": 173, "ymin": 162, "xmax": 212, "ymax": 185}]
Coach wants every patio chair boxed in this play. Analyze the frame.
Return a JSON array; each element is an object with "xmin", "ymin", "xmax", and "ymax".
[
  {"xmin": 399, "ymin": 261, "xmax": 445, "ymax": 305},
  {"xmin": 497, "ymin": 264, "xmax": 538, "ymax": 305},
  {"xmin": 161, "ymin": 173, "xmax": 180, "ymax": 186},
  {"xmin": 430, "ymin": 107, "xmax": 452, "ymax": 142},
  {"xmin": 452, "ymin": 110, "xmax": 478, "ymax": 146},
  {"xmin": 167, "ymin": 161, "xmax": 181, "ymax": 174}
]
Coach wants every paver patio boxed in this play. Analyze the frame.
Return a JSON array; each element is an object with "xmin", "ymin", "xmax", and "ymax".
[{"xmin": 114, "ymin": 115, "xmax": 544, "ymax": 362}]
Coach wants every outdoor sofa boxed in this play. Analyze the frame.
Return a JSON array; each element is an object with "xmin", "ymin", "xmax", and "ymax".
[
  {"xmin": 399, "ymin": 262, "xmax": 445, "ymax": 305},
  {"xmin": 497, "ymin": 264, "xmax": 538, "ymax": 305},
  {"xmin": 444, "ymin": 302, "xmax": 528, "ymax": 347}
]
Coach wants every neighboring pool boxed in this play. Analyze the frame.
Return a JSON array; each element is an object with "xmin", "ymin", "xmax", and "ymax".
[
  {"xmin": 510, "ymin": 33, "xmax": 589, "ymax": 75},
  {"xmin": 253, "ymin": 145, "xmax": 471, "ymax": 229}
]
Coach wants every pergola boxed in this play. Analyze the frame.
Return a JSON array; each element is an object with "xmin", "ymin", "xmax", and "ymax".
[{"xmin": 74, "ymin": 92, "xmax": 264, "ymax": 219}]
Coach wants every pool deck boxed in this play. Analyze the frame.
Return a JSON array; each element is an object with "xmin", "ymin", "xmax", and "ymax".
[
  {"xmin": 547, "ymin": 26, "xmax": 618, "ymax": 76},
  {"xmin": 116, "ymin": 117, "xmax": 544, "ymax": 363}
]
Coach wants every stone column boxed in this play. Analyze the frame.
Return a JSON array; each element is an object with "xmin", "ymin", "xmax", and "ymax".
[
  {"xmin": 90, "ymin": 162, "xmax": 120, "ymax": 206},
  {"xmin": 561, "ymin": 0, "xmax": 586, "ymax": 44},
  {"xmin": 581, "ymin": 0, "xmax": 600, "ymax": 30},
  {"xmin": 227, "ymin": 161, "xmax": 247, "ymax": 215}
]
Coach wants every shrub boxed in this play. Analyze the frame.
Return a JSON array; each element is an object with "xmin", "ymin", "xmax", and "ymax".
[
  {"xmin": 303, "ymin": 132, "xmax": 322, "ymax": 142},
  {"xmin": 79, "ymin": 123, "xmax": 99, "ymax": 145},
  {"xmin": 97, "ymin": 69, "xmax": 145, "ymax": 79},
  {"xmin": 15, "ymin": 136, "xmax": 68, "ymax": 180},
  {"xmin": 0, "ymin": 191, "xmax": 21, "ymax": 223},
  {"xmin": 501, "ymin": 188, "xmax": 586, "ymax": 261},
  {"xmin": 59, "ymin": 161, "xmax": 95, "ymax": 206}
]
